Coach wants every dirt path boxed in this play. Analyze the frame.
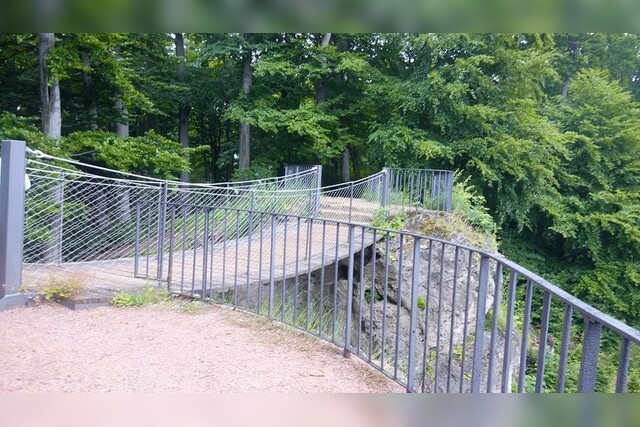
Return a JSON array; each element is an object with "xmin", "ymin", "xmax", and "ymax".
[{"xmin": 0, "ymin": 302, "xmax": 402, "ymax": 393}]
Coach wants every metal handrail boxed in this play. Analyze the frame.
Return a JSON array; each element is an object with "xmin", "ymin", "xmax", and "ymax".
[{"xmin": 134, "ymin": 200, "xmax": 640, "ymax": 393}]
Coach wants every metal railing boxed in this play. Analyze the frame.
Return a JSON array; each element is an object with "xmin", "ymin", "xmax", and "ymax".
[
  {"xmin": 135, "ymin": 198, "xmax": 640, "ymax": 393},
  {"xmin": 7, "ymin": 140, "xmax": 638, "ymax": 392}
]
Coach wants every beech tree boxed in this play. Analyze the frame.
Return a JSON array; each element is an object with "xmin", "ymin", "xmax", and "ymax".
[{"xmin": 39, "ymin": 33, "xmax": 61, "ymax": 139}]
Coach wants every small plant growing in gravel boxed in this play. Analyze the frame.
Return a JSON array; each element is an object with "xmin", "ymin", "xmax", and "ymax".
[
  {"xmin": 112, "ymin": 286, "xmax": 170, "ymax": 307},
  {"xmin": 176, "ymin": 300, "xmax": 208, "ymax": 314},
  {"xmin": 417, "ymin": 296, "xmax": 427, "ymax": 311},
  {"xmin": 41, "ymin": 274, "xmax": 85, "ymax": 301}
]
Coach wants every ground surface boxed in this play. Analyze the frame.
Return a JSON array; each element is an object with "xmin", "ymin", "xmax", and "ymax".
[{"xmin": 0, "ymin": 302, "xmax": 402, "ymax": 393}]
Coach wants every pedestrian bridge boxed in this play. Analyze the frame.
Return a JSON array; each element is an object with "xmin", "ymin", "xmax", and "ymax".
[{"xmin": 3, "ymin": 140, "xmax": 639, "ymax": 393}]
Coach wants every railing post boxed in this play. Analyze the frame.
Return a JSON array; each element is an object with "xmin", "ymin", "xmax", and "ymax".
[
  {"xmin": 167, "ymin": 205, "xmax": 175, "ymax": 292},
  {"xmin": 407, "ymin": 236, "xmax": 421, "ymax": 392},
  {"xmin": 57, "ymin": 173, "xmax": 65, "ymax": 264},
  {"xmin": 578, "ymin": 319, "xmax": 602, "ymax": 392},
  {"xmin": 134, "ymin": 200, "xmax": 141, "ymax": 278},
  {"xmin": 156, "ymin": 181, "xmax": 168, "ymax": 280},
  {"xmin": 381, "ymin": 168, "xmax": 390, "ymax": 208},
  {"xmin": 446, "ymin": 171, "xmax": 453, "ymax": 211},
  {"xmin": 344, "ymin": 225, "xmax": 356, "ymax": 357},
  {"xmin": 0, "ymin": 140, "xmax": 28, "ymax": 306},
  {"xmin": 471, "ymin": 255, "xmax": 490, "ymax": 393},
  {"xmin": 313, "ymin": 165, "xmax": 322, "ymax": 217},
  {"xmin": 268, "ymin": 215, "xmax": 276, "ymax": 318},
  {"xmin": 349, "ymin": 182, "xmax": 354, "ymax": 223},
  {"xmin": 248, "ymin": 190, "xmax": 255, "ymax": 233}
]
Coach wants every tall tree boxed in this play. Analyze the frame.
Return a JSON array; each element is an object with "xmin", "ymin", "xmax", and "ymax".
[
  {"xmin": 238, "ymin": 34, "xmax": 253, "ymax": 169},
  {"xmin": 38, "ymin": 33, "xmax": 61, "ymax": 139},
  {"xmin": 175, "ymin": 33, "xmax": 190, "ymax": 182},
  {"xmin": 80, "ymin": 50, "xmax": 98, "ymax": 130}
]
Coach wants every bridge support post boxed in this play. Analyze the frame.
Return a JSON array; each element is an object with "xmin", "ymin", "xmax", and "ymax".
[{"xmin": 0, "ymin": 140, "xmax": 32, "ymax": 310}]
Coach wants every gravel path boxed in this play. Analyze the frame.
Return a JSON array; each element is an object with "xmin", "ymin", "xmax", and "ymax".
[{"xmin": 0, "ymin": 302, "xmax": 402, "ymax": 393}]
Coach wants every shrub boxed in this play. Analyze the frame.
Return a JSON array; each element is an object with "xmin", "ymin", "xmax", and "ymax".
[{"xmin": 451, "ymin": 174, "xmax": 497, "ymax": 235}]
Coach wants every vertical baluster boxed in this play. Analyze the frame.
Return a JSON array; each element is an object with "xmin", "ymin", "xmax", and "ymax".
[
  {"xmin": 344, "ymin": 225, "xmax": 356, "ymax": 357},
  {"xmin": 487, "ymin": 263, "xmax": 503, "ymax": 392},
  {"xmin": 615, "ymin": 338, "xmax": 631, "ymax": 393},
  {"xmin": 556, "ymin": 305, "xmax": 573, "ymax": 393},
  {"xmin": 578, "ymin": 319, "xmax": 602, "ymax": 393},
  {"xmin": 446, "ymin": 246, "xmax": 460, "ymax": 393},
  {"xmin": 407, "ymin": 236, "xmax": 422, "ymax": 393},
  {"xmin": 535, "ymin": 291, "xmax": 552, "ymax": 392},
  {"xmin": 501, "ymin": 271, "xmax": 518, "ymax": 393},
  {"xmin": 517, "ymin": 281, "xmax": 534, "ymax": 393}
]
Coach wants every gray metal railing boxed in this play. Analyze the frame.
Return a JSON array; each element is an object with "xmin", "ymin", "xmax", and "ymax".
[
  {"xmin": 134, "ymin": 198, "xmax": 640, "ymax": 393},
  {"xmin": 5, "ymin": 139, "xmax": 638, "ymax": 393},
  {"xmin": 385, "ymin": 168, "xmax": 454, "ymax": 212}
]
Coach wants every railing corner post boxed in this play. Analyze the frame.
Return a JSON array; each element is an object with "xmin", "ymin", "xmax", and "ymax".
[
  {"xmin": 0, "ymin": 140, "xmax": 27, "ymax": 301},
  {"xmin": 381, "ymin": 168, "xmax": 390, "ymax": 208}
]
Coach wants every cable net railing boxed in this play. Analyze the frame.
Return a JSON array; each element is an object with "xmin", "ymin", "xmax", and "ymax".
[
  {"xmin": 21, "ymin": 151, "xmax": 455, "ymax": 295},
  {"xmin": 22, "ymin": 155, "xmax": 320, "ymax": 289}
]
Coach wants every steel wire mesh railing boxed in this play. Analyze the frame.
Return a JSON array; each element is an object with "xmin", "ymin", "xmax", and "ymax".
[{"xmin": 21, "ymin": 155, "xmax": 320, "ymax": 289}]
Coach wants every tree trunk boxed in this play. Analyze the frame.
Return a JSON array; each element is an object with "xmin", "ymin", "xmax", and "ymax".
[
  {"xmin": 315, "ymin": 33, "xmax": 332, "ymax": 104},
  {"xmin": 341, "ymin": 148, "xmax": 350, "ymax": 182},
  {"xmin": 39, "ymin": 33, "xmax": 61, "ymax": 139},
  {"xmin": 560, "ymin": 76, "xmax": 571, "ymax": 98},
  {"xmin": 114, "ymin": 98, "xmax": 129, "ymax": 137},
  {"xmin": 349, "ymin": 145, "xmax": 361, "ymax": 179},
  {"xmin": 81, "ymin": 50, "xmax": 98, "ymax": 130},
  {"xmin": 238, "ymin": 51, "xmax": 252, "ymax": 169},
  {"xmin": 175, "ymin": 33, "xmax": 191, "ymax": 183},
  {"xmin": 113, "ymin": 48, "xmax": 129, "ymax": 138}
]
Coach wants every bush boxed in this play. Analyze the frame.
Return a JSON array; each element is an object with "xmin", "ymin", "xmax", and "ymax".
[{"xmin": 451, "ymin": 174, "xmax": 497, "ymax": 235}]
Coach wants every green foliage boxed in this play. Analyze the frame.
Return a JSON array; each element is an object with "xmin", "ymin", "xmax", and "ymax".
[
  {"xmin": 417, "ymin": 296, "xmax": 427, "ymax": 311},
  {"xmin": 231, "ymin": 161, "xmax": 276, "ymax": 182},
  {"xmin": 40, "ymin": 274, "xmax": 86, "ymax": 301},
  {"xmin": 372, "ymin": 208, "xmax": 407, "ymax": 231},
  {"xmin": 63, "ymin": 130, "xmax": 188, "ymax": 179},
  {"xmin": 451, "ymin": 174, "xmax": 497, "ymax": 235},
  {"xmin": 364, "ymin": 288, "xmax": 383, "ymax": 305},
  {"xmin": 112, "ymin": 286, "xmax": 170, "ymax": 307}
]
